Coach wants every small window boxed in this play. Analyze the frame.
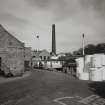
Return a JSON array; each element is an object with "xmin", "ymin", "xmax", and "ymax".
[
  {"xmin": 44, "ymin": 56, "xmax": 46, "ymax": 60},
  {"xmin": 40, "ymin": 56, "xmax": 42, "ymax": 59}
]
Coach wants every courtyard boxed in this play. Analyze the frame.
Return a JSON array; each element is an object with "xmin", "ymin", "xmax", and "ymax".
[{"xmin": 0, "ymin": 70, "xmax": 105, "ymax": 105}]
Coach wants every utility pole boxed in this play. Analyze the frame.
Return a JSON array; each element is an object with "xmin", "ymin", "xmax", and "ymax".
[
  {"xmin": 82, "ymin": 33, "xmax": 85, "ymax": 72},
  {"xmin": 82, "ymin": 33, "xmax": 85, "ymax": 57},
  {"xmin": 36, "ymin": 34, "xmax": 40, "ymax": 51}
]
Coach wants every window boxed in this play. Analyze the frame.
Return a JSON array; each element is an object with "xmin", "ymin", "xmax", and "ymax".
[
  {"xmin": 47, "ymin": 56, "xmax": 50, "ymax": 60},
  {"xmin": 40, "ymin": 56, "xmax": 42, "ymax": 60},
  {"xmin": 44, "ymin": 56, "xmax": 46, "ymax": 60},
  {"xmin": 33, "ymin": 56, "xmax": 36, "ymax": 58}
]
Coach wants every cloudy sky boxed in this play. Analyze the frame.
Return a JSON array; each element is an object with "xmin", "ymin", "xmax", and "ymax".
[{"xmin": 0, "ymin": 0, "xmax": 105, "ymax": 53}]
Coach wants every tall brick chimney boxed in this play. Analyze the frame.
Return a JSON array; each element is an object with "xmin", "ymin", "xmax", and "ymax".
[{"xmin": 52, "ymin": 24, "xmax": 56, "ymax": 55}]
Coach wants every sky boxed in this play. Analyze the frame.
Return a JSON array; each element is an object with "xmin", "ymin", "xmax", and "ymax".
[{"xmin": 0, "ymin": 0, "xmax": 105, "ymax": 53}]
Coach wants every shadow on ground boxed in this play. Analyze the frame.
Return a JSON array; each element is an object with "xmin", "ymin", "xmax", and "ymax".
[{"xmin": 88, "ymin": 82, "xmax": 105, "ymax": 98}]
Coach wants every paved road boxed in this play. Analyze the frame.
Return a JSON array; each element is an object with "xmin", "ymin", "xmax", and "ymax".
[{"xmin": 0, "ymin": 70, "xmax": 104, "ymax": 105}]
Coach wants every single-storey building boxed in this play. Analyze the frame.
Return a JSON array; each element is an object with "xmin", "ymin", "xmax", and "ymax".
[
  {"xmin": 32, "ymin": 49, "xmax": 50, "ymax": 68},
  {"xmin": 32, "ymin": 50, "xmax": 50, "ymax": 60}
]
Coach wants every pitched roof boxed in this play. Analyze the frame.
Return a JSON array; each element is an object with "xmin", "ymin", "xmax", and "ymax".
[{"xmin": 0, "ymin": 24, "xmax": 24, "ymax": 47}]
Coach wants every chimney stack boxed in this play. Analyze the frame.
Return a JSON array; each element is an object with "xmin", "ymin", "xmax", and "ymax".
[{"xmin": 52, "ymin": 24, "xmax": 56, "ymax": 55}]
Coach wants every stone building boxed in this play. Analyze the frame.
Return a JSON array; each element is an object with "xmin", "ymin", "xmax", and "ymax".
[
  {"xmin": 32, "ymin": 50, "xmax": 50, "ymax": 67},
  {"xmin": 32, "ymin": 50, "xmax": 50, "ymax": 61},
  {"xmin": 24, "ymin": 47, "xmax": 32, "ymax": 71},
  {"xmin": 0, "ymin": 24, "xmax": 25, "ymax": 76}
]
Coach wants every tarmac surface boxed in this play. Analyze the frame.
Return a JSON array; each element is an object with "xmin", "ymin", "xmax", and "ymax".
[
  {"xmin": 0, "ymin": 69, "xmax": 105, "ymax": 105},
  {"xmin": 0, "ymin": 71, "xmax": 32, "ymax": 84}
]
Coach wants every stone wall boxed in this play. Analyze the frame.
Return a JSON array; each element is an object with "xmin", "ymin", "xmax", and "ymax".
[
  {"xmin": 25, "ymin": 47, "xmax": 31, "ymax": 61},
  {"xmin": 0, "ymin": 47, "xmax": 24, "ymax": 76},
  {"xmin": 0, "ymin": 25, "xmax": 25, "ymax": 76},
  {"xmin": 7, "ymin": 47, "xmax": 24, "ymax": 76},
  {"xmin": 24, "ymin": 47, "xmax": 32, "ymax": 70}
]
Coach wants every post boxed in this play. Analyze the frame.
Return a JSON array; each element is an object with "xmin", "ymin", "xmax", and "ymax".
[
  {"xmin": 36, "ymin": 35, "xmax": 40, "ymax": 51},
  {"xmin": 82, "ymin": 33, "xmax": 85, "ymax": 57},
  {"xmin": 82, "ymin": 33, "xmax": 85, "ymax": 72}
]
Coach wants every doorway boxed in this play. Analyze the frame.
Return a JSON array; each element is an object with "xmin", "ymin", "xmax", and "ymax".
[{"xmin": 24, "ymin": 61, "xmax": 30, "ymax": 71}]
